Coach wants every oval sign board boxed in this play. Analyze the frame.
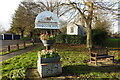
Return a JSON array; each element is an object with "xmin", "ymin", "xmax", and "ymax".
[{"xmin": 35, "ymin": 11, "xmax": 60, "ymax": 29}]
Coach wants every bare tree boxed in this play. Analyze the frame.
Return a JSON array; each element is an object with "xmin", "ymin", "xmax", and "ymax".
[
  {"xmin": 0, "ymin": 25, "xmax": 5, "ymax": 34},
  {"xmin": 61, "ymin": 0, "xmax": 119, "ymax": 48}
]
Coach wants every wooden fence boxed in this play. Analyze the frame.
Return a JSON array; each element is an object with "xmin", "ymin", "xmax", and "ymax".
[{"xmin": 1, "ymin": 41, "xmax": 35, "ymax": 52}]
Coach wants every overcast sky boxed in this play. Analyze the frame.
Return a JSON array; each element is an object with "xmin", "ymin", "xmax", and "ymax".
[
  {"xmin": 0, "ymin": 0, "xmax": 119, "ymax": 33},
  {"xmin": 0, "ymin": 0, "xmax": 23, "ymax": 31}
]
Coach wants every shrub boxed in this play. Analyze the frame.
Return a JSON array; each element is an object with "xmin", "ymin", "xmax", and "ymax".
[
  {"xmin": 20, "ymin": 37, "xmax": 31, "ymax": 41},
  {"xmin": 55, "ymin": 34, "xmax": 86, "ymax": 44},
  {"xmin": 92, "ymin": 29, "xmax": 108, "ymax": 46}
]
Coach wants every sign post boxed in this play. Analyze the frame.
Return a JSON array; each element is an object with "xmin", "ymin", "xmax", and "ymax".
[{"xmin": 35, "ymin": 11, "xmax": 62, "ymax": 77}]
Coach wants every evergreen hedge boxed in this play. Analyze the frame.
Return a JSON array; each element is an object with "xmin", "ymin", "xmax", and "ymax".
[
  {"xmin": 55, "ymin": 34, "xmax": 86, "ymax": 44},
  {"xmin": 92, "ymin": 29, "xmax": 108, "ymax": 46}
]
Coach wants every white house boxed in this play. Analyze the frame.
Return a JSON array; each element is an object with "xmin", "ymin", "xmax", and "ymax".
[{"xmin": 67, "ymin": 23, "xmax": 86, "ymax": 36}]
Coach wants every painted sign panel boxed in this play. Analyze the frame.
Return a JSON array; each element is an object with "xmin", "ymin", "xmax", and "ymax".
[{"xmin": 35, "ymin": 11, "xmax": 60, "ymax": 29}]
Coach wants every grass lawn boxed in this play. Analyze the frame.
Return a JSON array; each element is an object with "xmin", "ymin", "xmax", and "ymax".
[
  {"xmin": 104, "ymin": 38, "xmax": 120, "ymax": 48},
  {"xmin": 1, "ymin": 43, "xmax": 120, "ymax": 79}
]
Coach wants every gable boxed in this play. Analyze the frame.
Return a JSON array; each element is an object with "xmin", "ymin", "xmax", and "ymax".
[{"xmin": 67, "ymin": 23, "xmax": 86, "ymax": 35}]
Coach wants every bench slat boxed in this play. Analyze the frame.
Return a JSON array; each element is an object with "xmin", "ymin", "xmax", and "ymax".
[{"xmin": 90, "ymin": 48, "xmax": 114, "ymax": 65}]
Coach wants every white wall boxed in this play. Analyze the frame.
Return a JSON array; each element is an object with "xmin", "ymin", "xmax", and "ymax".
[{"xmin": 67, "ymin": 23, "xmax": 78, "ymax": 35}]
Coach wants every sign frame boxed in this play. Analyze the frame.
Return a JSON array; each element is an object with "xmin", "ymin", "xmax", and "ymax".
[{"xmin": 35, "ymin": 11, "xmax": 60, "ymax": 29}]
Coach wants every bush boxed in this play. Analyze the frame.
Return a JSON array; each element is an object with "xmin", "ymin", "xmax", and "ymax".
[
  {"xmin": 92, "ymin": 29, "xmax": 108, "ymax": 46},
  {"xmin": 55, "ymin": 34, "xmax": 86, "ymax": 44},
  {"xmin": 20, "ymin": 37, "xmax": 31, "ymax": 41}
]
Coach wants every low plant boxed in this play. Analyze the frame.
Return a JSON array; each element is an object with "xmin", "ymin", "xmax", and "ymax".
[
  {"xmin": 40, "ymin": 33, "xmax": 55, "ymax": 40},
  {"xmin": 38, "ymin": 49, "xmax": 59, "ymax": 58},
  {"xmin": 8, "ymin": 68, "xmax": 26, "ymax": 79}
]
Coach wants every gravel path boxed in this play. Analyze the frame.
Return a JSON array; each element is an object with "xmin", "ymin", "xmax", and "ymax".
[{"xmin": 0, "ymin": 43, "xmax": 42, "ymax": 62}]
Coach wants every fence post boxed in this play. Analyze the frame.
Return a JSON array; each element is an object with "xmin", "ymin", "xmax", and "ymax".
[
  {"xmin": 31, "ymin": 38, "xmax": 35, "ymax": 46},
  {"xmin": 17, "ymin": 44, "xmax": 19, "ymax": 50},
  {"xmin": 24, "ymin": 41, "xmax": 26, "ymax": 48},
  {"xmin": 8, "ymin": 45, "xmax": 10, "ymax": 52},
  {"xmin": 32, "ymin": 41, "xmax": 35, "ymax": 46}
]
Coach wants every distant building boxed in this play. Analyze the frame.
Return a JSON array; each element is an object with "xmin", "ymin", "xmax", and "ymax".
[
  {"xmin": 67, "ymin": 23, "xmax": 86, "ymax": 36},
  {"xmin": 0, "ymin": 33, "xmax": 21, "ymax": 40}
]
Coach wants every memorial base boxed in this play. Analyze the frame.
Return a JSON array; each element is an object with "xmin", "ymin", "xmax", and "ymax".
[{"xmin": 37, "ymin": 57, "xmax": 62, "ymax": 77}]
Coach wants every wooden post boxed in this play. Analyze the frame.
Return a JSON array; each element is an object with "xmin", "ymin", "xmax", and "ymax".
[
  {"xmin": 95, "ymin": 53, "xmax": 97, "ymax": 65},
  {"xmin": 113, "ymin": 56, "xmax": 114, "ymax": 63},
  {"xmin": 31, "ymin": 38, "xmax": 35, "ymax": 46},
  {"xmin": 8, "ymin": 45, "xmax": 10, "ymax": 52},
  {"xmin": 32, "ymin": 42, "xmax": 35, "ymax": 46},
  {"xmin": 89, "ymin": 47, "xmax": 91, "ymax": 63},
  {"xmin": 24, "ymin": 41, "xmax": 26, "ymax": 48},
  {"xmin": 17, "ymin": 44, "xmax": 19, "ymax": 50}
]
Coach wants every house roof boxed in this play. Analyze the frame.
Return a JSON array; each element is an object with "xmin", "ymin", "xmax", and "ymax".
[
  {"xmin": 75, "ymin": 24, "xmax": 86, "ymax": 29},
  {"xmin": 67, "ymin": 23, "xmax": 85, "ymax": 28}
]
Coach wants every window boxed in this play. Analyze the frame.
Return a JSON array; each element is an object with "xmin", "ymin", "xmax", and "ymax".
[{"xmin": 70, "ymin": 27, "xmax": 74, "ymax": 33}]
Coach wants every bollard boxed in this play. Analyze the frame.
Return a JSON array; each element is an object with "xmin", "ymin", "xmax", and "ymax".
[
  {"xmin": 17, "ymin": 44, "xmax": 19, "ymax": 50},
  {"xmin": 8, "ymin": 45, "xmax": 10, "ymax": 52},
  {"xmin": 23, "ymin": 42, "xmax": 26, "ymax": 48}
]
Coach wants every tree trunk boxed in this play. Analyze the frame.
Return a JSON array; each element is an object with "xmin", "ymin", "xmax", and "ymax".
[
  {"xmin": 85, "ymin": 2, "xmax": 93, "ymax": 48},
  {"xmin": 30, "ymin": 32, "xmax": 33, "ymax": 38},
  {"xmin": 21, "ymin": 31, "xmax": 24, "ymax": 38},
  {"xmin": 85, "ymin": 22, "xmax": 92, "ymax": 48}
]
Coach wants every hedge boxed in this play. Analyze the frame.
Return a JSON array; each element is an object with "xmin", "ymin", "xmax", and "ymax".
[
  {"xmin": 55, "ymin": 34, "xmax": 86, "ymax": 44},
  {"xmin": 92, "ymin": 29, "xmax": 108, "ymax": 46},
  {"xmin": 20, "ymin": 37, "xmax": 31, "ymax": 41}
]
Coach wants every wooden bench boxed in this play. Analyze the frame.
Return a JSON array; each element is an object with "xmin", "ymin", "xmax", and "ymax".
[{"xmin": 89, "ymin": 47, "xmax": 114, "ymax": 65}]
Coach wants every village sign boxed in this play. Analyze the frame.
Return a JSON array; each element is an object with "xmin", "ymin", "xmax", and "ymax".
[{"xmin": 35, "ymin": 11, "xmax": 60, "ymax": 29}]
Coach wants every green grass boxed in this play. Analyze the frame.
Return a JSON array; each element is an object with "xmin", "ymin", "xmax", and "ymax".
[
  {"xmin": 103, "ymin": 38, "xmax": 120, "ymax": 48},
  {"xmin": 1, "ymin": 43, "xmax": 120, "ymax": 79}
]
